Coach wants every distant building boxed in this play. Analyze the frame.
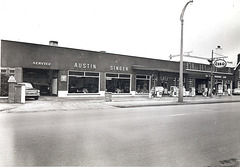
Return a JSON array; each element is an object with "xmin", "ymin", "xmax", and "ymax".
[
  {"xmin": 0, "ymin": 40, "xmax": 236, "ymax": 97},
  {"xmin": 233, "ymin": 54, "xmax": 240, "ymax": 89}
]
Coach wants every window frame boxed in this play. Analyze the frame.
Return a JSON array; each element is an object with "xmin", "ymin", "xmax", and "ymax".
[
  {"xmin": 135, "ymin": 74, "xmax": 151, "ymax": 94},
  {"xmin": 68, "ymin": 70, "xmax": 100, "ymax": 94},
  {"xmin": 106, "ymin": 73, "xmax": 131, "ymax": 94}
]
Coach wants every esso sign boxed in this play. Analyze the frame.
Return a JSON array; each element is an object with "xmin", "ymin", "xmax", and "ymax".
[{"xmin": 213, "ymin": 59, "xmax": 227, "ymax": 68}]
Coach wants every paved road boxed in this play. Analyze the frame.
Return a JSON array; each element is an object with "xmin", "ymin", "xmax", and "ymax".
[{"xmin": 1, "ymin": 102, "xmax": 240, "ymax": 166}]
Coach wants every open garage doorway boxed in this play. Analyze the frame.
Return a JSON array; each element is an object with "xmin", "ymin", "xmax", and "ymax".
[
  {"xmin": 23, "ymin": 68, "xmax": 58, "ymax": 96},
  {"xmin": 196, "ymin": 79, "xmax": 208, "ymax": 95}
]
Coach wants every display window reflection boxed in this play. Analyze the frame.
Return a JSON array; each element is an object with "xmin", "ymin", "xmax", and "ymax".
[
  {"xmin": 68, "ymin": 71, "xmax": 99, "ymax": 93},
  {"xmin": 106, "ymin": 73, "xmax": 131, "ymax": 93},
  {"xmin": 136, "ymin": 75, "xmax": 150, "ymax": 94}
]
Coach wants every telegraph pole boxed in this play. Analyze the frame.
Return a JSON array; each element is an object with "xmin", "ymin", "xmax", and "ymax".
[{"xmin": 209, "ymin": 50, "xmax": 214, "ymax": 98}]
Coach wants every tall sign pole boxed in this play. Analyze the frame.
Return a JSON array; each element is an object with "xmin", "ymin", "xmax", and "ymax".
[
  {"xmin": 210, "ymin": 50, "xmax": 214, "ymax": 98},
  {"xmin": 179, "ymin": 0, "xmax": 193, "ymax": 103},
  {"xmin": 208, "ymin": 46, "xmax": 225, "ymax": 98}
]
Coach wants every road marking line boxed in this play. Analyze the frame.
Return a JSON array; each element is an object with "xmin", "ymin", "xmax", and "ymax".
[{"xmin": 169, "ymin": 113, "xmax": 186, "ymax": 117}]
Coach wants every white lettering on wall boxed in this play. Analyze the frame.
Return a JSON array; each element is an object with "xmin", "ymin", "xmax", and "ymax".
[
  {"xmin": 33, "ymin": 61, "xmax": 51, "ymax": 66},
  {"xmin": 110, "ymin": 65, "xmax": 129, "ymax": 71},
  {"xmin": 74, "ymin": 63, "xmax": 97, "ymax": 69}
]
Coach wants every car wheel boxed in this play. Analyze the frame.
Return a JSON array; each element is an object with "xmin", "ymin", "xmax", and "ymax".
[{"xmin": 35, "ymin": 97, "xmax": 39, "ymax": 100}]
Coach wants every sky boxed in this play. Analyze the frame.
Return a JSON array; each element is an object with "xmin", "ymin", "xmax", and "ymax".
[{"xmin": 0, "ymin": 0, "xmax": 240, "ymax": 67}]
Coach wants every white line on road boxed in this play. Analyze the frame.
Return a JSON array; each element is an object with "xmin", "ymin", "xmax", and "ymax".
[{"xmin": 169, "ymin": 113, "xmax": 186, "ymax": 117}]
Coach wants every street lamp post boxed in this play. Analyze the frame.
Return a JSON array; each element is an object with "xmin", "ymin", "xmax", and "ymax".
[{"xmin": 179, "ymin": 0, "xmax": 193, "ymax": 103}]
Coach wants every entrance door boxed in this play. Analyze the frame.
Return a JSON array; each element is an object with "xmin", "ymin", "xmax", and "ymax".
[
  {"xmin": 196, "ymin": 79, "xmax": 207, "ymax": 95},
  {"xmin": 52, "ymin": 78, "xmax": 58, "ymax": 95}
]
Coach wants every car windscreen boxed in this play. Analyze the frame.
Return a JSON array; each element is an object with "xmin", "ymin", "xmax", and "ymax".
[{"xmin": 24, "ymin": 83, "xmax": 33, "ymax": 89}]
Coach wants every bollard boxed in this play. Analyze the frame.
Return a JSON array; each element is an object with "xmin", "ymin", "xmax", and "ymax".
[
  {"xmin": 14, "ymin": 84, "xmax": 25, "ymax": 103},
  {"xmin": 105, "ymin": 92, "xmax": 112, "ymax": 102}
]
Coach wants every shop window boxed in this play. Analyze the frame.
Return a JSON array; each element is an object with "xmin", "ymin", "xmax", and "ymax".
[
  {"xmin": 1, "ymin": 69, "xmax": 7, "ymax": 74},
  {"xmin": 106, "ymin": 73, "xmax": 131, "ymax": 93},
  {"xmin": 85, "ymin": 72, "xmax": 99, "ymax": 77},
  {"xmin": 136, "ymin": 74, "xmax": 150, "ymax": 94},
  {"xmin": 216, "ymin": 79, "xmax": 223, "ymax": 84},
  {"xmin": 68, "ymin": 71, "xmax": 99, "ymax": 93},
  {"xmin": 119, "ymin": 74, "xmax": 130, "ymax": 78},
  {"xmin": 106, "ymin": 73, "xmax": 118, "ymax": 78},
  {"xmin": 238, "ymin": 81, "xmax": 240, "ymax": 89},
  {"xmin": 136, "ymin": 75, "xmax": 148, "ymax": 79},
  {"xmin": 200, "ymin": 64, "xmax": 206, "ymax": 71},
  {"xmin": 173, "ymin": 77, "xmax": 180, "ymax": 86},
  {"xmin": 69, "ymin": 71, "xmax": 84, "ymax": 76},
  {"xmin": 188, "ymin": 78, "xmax": 193, "ymax": 88},
  {"xmin": 191, "ymin": 63, "xmax": 194, "ymax": 69},
  {"xmin": 160, "ymin": 76, "xmax": 168, "ymax": 81}
]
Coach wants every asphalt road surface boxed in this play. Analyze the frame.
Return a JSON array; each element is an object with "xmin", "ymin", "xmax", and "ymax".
[{"xmin": 1, "ymin": 102, "xmax": 240, "ymax": 166}]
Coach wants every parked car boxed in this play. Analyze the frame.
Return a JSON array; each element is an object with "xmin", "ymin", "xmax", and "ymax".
[
  {"xmin": 32, "ymin": 83, "xmax": 50, "ymax": 95},
  {"xmin": 232, "ymin": 88, "xmax": 240, "ymax": 95},
  {"xmin": 18, "ymin": 82, "xmax": 40, "ymax": 100}
]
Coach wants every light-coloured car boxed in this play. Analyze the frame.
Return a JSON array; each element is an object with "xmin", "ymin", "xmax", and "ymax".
[
  {"xmin": 18, "ymin": 82, "xmax": 40, "ymax": 100},
  {"xmin": 233, "ymin": 88, "xmax": 240, "ymax": 95}
]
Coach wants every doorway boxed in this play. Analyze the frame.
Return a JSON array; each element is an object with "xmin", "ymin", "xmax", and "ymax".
[
  {"xmin": 196, "ymin": 79, "xmax": 208, "ymax": 95},
  {"xmin": 23, "ymin": 68, "xmax": 58, "ymax": 96}
]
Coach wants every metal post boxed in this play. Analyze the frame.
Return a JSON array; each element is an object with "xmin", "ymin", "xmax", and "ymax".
[
  {"xmin": 153, "ymin": 72, "xmax": 156, "ymax": 97},
  {"xmin": 178, "ymin": 0, "xmax": 193, "ymax": 103},
  {"xmin": 210, "ymin": 50, "xmax": 213, "ymax": 98}
]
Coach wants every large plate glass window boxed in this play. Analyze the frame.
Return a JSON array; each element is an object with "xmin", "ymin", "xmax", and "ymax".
[
  {"xmin": 136, "ymin": 74, "xmax": 150, "ymax": 94},
  {"xmin": 68, "ymin": 71, "xmax": 99, "ymax": 93},
  {"xmin": 106, "ymin": 73, "xmax": 131, "ymax": 93}
]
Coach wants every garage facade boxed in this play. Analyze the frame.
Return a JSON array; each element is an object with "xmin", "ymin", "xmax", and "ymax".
[{"xmin": 0, "ymin": 40, "xmax": 235, "ymax": 97}]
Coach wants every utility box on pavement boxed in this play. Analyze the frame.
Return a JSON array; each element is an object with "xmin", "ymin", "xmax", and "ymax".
[
  {"xmin": 8, "ymin": 76, "xmax": 26, "ymax": 103},
  {"xmin": 14, "ymin": 84, "xmax": 26, "ymax": 103},
  {"xmin": 105, "ymin": 92, "xmax": 112, "ymax": 102},
  {"xmin": 8, "ymin": 76, "xmax": 17, "ymax": 103}
]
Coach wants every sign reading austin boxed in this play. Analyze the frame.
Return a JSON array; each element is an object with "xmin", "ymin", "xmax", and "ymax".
[{"xmin": 213, "ymin": 59, "xmax": 227, "ymax": 68}]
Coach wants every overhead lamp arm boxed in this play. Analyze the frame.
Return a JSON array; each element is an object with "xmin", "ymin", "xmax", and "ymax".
[{"xmin": 180, "ymin": 0, "xmax": 193, "ymax": 21}]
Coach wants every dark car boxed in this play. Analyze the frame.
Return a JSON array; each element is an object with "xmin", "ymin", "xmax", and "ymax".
[{"xmin": 32, "ymin": 83, "xmax": 50, "ymax": 95}]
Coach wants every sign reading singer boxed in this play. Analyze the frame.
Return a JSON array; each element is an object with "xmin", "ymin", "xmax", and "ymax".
[{"xmin": 213, "ymin": 59, "xmax": 227, "ymax": 68}]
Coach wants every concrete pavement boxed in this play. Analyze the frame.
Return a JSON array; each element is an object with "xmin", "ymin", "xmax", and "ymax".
[{"xmin": 1, "ymin": 95, "xmax": 240, "ymax": 113}]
